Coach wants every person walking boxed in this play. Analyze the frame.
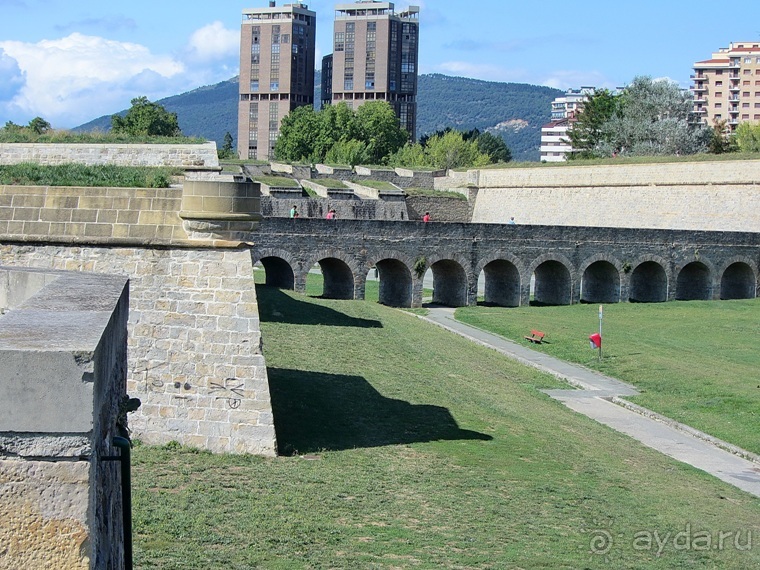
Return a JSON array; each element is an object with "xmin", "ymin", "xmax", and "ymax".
[
  {"xmin": 289, "ymin": 205, "xmax": 299, "ymax": 218},
  {"xmin": 422, "ymin": 212, "xmax": 430, "ymax": 222}
]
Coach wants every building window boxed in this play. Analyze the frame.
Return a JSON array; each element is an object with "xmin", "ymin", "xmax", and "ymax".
[
  {"xmin": 744, "ymin": 92, "xmax": 750, "ymax": 97},
  {"xmin": 715, "ymin": 103, "xmax": 722, "ymax": 108},
  {"xmin": 715, "ymin": 92, "xmax": 722, "ymax": 97},
  {"xmin": 335, "ymin": 32, "xmax": 344, "ymax": 51},
  {"xmin": 250, "ymin": 81, "xmax": 259, "ymax": 91},
  {"xmin": 715, "ymin": 81, "xmax": 723, "ymax": 86},
  {"xmin": 716, "ymin": 70, "xmax": 723, "ymax": 75},
  {"xmin": 714, "ymin": 114, "xmax": 722, "ymax": 120},
  {"xmin": 367, "ymin": 22, "xmax": 376, "ymax": 32},
  {"xmin": 743, "ymin": 102, "xmax": 750, "ymax": 108},
  {"xmin": 743, "ymin": 114, "xmax": 750, "ymax": 120},
  {"xmin": 282, "ymin": 34, "xmax": 290, "ymax": 43},
  {"xmin": 344, "ymin": 80, "xmax": 353, "ymax": 90},
  {"xmin": 271, "ymin": 81, "xmax": 279, "ymax": 91},
  {"xmin": 745, "ymin": 57, "xmax": 752, "ymax": 63},
  {"xmin": 744, "ymin": 69, "xmax": 752, "ymax": 75}
]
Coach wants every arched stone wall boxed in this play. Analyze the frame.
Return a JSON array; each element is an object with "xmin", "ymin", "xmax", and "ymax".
[
  {"xmin": 527, "ymin": 253, "xmax": 574, "ymax": 306},
  {"xmin": 630, "ymin": 259, "xmax": 669, "ymax": 303},
  {"xmin": 475, "ymin": 253, "xmax": 525, "ymax": 307},
  {"xmin": 580, "ymin": 257, "xmax": 622, "ymax": 303},
  {"xmin": 676, "ymin": 261, "xmax": 713, "ymax": 301},
  {"xmin": 720, "ymin": 261, "xmax": 757, "ymax": 300}
]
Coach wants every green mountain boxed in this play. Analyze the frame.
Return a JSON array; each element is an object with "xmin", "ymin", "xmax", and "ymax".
[{"xmin": 76, "ymin": 73, "xmax": 562, "ymax": 162}]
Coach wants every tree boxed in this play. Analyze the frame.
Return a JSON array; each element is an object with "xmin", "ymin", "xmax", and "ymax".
[
  {"xmin": 27, "ymin": 117, "xmax": 52, "ymax": 135},
  {"xmin": 424, "ymin": 130, "xmax": 491, "ymax": 170},
  {"xmin": 734, "ymin": 122, "xmax": 760, "ymax": 153},
  {"xmin": 111, "ymin": 96, "xmax": 182, "ymax": 137},
  {"xmin": 353, "ymin": 101, "xmax": 408, "ymax": 164},
  {"xmin": 274, "ymin": 101, "xmax": 407, "ymax": 165},
  {"xmin": 602, "ymin": 76, "xmax": 710, "ymax": 156},
  {"xmin": 218, "ymin": 131, "xmax": 235, "ymax": 159},
  {"xmin": 708, "ymin": 119, "xmax": 736, "ymax": 154},
  {"xmin": 567, "ymin": 89, "xmax": 619, "ymax": 159},
  {"xmin": 274, "ymin": 106, "xmax": 321, "ymax": 163},
  {"xmin": 476, "ymin": 131, "xmax": 512, "ymax": 163}
]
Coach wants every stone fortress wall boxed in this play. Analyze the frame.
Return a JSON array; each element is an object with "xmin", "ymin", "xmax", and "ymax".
[
  {"xmin": 467, "ymin": 160, "xmax": 760, "ymax": 232},
  {"xmin": 0, "ymin": 180, "xmax": 276, "ymax": 456},
  {"xmin": 0, "ymin": 142, "xmax": 220, "ymax": 168},
  {"xmin": 0, "ymin": 268, "xmax": 129, "ymax": 569}
]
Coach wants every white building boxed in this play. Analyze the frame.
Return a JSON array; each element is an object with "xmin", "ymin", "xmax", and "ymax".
[{"xmin": 540, "ymin": 87, "xmax": 596, "ymax": 162}]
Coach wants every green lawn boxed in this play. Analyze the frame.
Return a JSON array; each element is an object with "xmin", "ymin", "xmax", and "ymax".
[
  {"xmin": 132, "ymin": 289, "xmax": 760, "ymax": 569},
  {"xmin": 455, "ymin": 300, "xmax": 760, "ymax": 456}
]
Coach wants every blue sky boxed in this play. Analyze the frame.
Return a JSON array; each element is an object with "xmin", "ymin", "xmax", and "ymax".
[{"xmin": 1, "ymin": 0, "xmax": 759, "ymax": 128}]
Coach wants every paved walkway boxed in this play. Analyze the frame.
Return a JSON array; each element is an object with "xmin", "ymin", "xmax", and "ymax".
[{"xmin": 421, "ymin": 305, "xmax": 760, "ymax": 498}]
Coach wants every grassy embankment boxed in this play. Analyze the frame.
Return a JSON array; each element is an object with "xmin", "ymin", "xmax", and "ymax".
[
  {"xmin": 456, "ymin": 300, "xmax": 760, "ymax": 456},
  {"xmin": 132, "ymin": 282, "xmax": 760, "ymax": 569},
  {"xmin": 0, "ymin": 163, "xmax": 181, "ymax": 188}
]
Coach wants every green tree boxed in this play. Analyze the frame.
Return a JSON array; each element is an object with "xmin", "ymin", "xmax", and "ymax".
[
  {"xmin": 111, "ymin": 96, "xmax": 181, "ymax": 137},
  {"xmin": 734, "ymin": 121, "xmax": 760, "ymax": 152},
  {"xmin": 424, "ymin": 130, "xmax": 491, "ymax": 170},
  {"xmin": 274, "ymin": 106, "xmax": 321, "ymax": 162},
  {"xmin": 567, "ymin": 89, "xmax": 619, "ymax": 159},
  {"xmin": 387, "ymin": 142, "xmax": 430, "ymax": 168},
  {"xmin": 476, "ymin": 131, "xmax": 512, "ymax": 163},
  {"xmin": 218, "ymin": 131, "xmax": 235, "ymax": 159},
  {"xmin": 27, "ymin": 117, "xmax": 52, "ymax": 135},
  {"xmin": 601, "ymin": 76, "xmax": 710, "ymax": 156},
  {"xmin": 324, "ymin": 139, "xmax": 369, "ymax": 166},
  {"xmin": 353, "ymin": 101, "xmax": 408, "ymax": 164},
  {"xmin": 708, "ymin": 119, "xmax": 736, "ymax": 154}
]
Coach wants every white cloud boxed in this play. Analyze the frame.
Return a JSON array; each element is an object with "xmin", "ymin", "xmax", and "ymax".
[
  {"xmin": 185, "ymin": 21, "xmax": 239, "ymax": 62},
  {"xmin": 0, "ymin": 33, "xmax": 185, "ymax": 126}
]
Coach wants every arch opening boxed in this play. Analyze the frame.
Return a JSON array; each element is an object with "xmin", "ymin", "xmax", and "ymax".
[
  {"xmin": 481, "ymin": 260, "xmax": 520, "ymax": 307},
  {"xmin": 532, "ymin": 260, "xmax": 571, "ymax": 306},
  {"xmin": 629, "ymin": 261, "xmax": 667, "ymax": 303},
  {"xmin": 368, "ymin": 259, "xmax": 413, "ymax": 308},
  {"xmin": 676, "ymin": 262, "xmax": 712, "ymax": 301},
  {"xmin": 581, "ymin": 261, "xmax": 620, "ymax": 303},
  {"xmin": 720, "ymin": 262, "xmax": 756, "ymax": 300},
  {"xmin": 429, "ymin": 259, "xmax": 468, "ymax": 307},
  {"xmin": 316, "ymin": 258, "xmax": 355, "ymax": 300},
  {"xmin": 259, "ymin": 256, "xmax": 295, "ymax": 289}
]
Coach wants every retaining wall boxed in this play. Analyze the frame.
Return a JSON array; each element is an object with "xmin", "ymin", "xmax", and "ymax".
[{"xmin": 470, "ymin": 160, "xmax": 760, "ymax": 231}]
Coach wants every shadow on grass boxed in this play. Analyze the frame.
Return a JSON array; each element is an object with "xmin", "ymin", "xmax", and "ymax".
[
  {"xmin": 256, "ymin": 285, "xmax": 382, "ymax": 328},
  {"xmin": 269, "ymin": 368, "xmax": 492, "ymax": 455}
]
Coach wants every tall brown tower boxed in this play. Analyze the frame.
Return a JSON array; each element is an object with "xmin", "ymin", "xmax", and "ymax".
[
  {"xmin": 238, "ymin": 2, "xmax": 316, "ymax": 160},
  {"xmin": 323, "ymin": 1, "xmax": 419, "ymax": 140}
]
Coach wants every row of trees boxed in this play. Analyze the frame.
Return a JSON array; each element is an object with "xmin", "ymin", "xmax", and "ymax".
[
  {"xmin": 567, "ymin": 76, "xmax": 713, "ymax": 159},
  {"xmin": 275, "ymin": 100, "xmax": 512, "ymax": 169}
]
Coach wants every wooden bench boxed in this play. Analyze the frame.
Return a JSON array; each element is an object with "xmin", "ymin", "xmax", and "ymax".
[{"xmin": 524, "ymin": 330, "xmax": 546, "ymax": 344}]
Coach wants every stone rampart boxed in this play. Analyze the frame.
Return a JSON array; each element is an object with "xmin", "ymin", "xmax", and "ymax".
[
  {"xmin": 470, "ymin": 160, "xmax": 760, "ymax": 231},
  {"xmin": 0, "ymin": 182, "xmax": 275, "ymax": 456},
  {"xmin": 0, "ymin": 268, "xmax": 129, "ymax": 569},
  {"xmin": 0, "ymin": 142, "xmax": 220, "ymax": 169}
]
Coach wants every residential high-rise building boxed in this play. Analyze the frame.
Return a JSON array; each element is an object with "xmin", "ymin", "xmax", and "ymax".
[
  {"xmin": 238, "ymin": 2, "xmax": 316, "ymax": 160},
  {"xmin": 322, "ymin": 1, "xmax": 419, "ymax": 140},
  {"xmin": 692, "ymin": 42, "xmax": 760, "ymax": 132},
  {"xmin": 540, "ymin": 87, "xmax": 596, "ymax": 162}
]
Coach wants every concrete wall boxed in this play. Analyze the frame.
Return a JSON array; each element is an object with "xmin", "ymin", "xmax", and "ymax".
[
  {"xmin": 469, "ymin": 160, "xmax": 760, "ymax": 231},
  {"xmin": 0, "ymin": 268, "xmax": 129, "ymax": 569},
  {"xmin": 0, "ymin": 142, "xmax": 219, "ymax": 168},
  {"xmin": 406, "ymin": 196, "xmax": 472, "ymax": 223},
  {"xmin": 262, "ymin": 195, "xmax": 410, "ymax": 221}
]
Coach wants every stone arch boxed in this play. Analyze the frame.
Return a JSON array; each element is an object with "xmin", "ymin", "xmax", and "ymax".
[
  {"xmin": 424, "ymin": 252, "xmax": 470, "ymax": 307},
  {"xmin": 675, "ymin": 261, "xmax": 713, "ymax": 301},
  {"xmin": 302, "ymin": 249, "xmax": 361, "ymax": 300},
  {"xmin": 719, "ymin": 258, "xmax": 757, "ymax": 300},
  {"xmin": 365, "ymin": 251, "xmax": 415, "ymax": 308},
  {"xmin": 629, "ymin": 257, "xmax": 668, "ymax": 303},
  {"xmin": 251, "ymin": 248, "xmax": 297, "ymax": 290},
  {"xmin": 580, "ymin": 255, "xmax": 622, "ymax": 303},
  {"xmin": 475, "ymin": 253, "xmax": 524, "ymax": 307},
  {"xmin": 527, "ymin": 254, "xmax": 573, "ymax": 306}
]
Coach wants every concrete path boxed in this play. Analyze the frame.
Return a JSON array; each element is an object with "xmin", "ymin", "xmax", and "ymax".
[{"xmin": 420, "ymin": 305, "xmax": 760, "ymax": 498}]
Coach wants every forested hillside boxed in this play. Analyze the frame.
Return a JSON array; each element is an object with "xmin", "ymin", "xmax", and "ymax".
[{"xmin": 76, "ymin": 73, "xmax": 561, "ymax": 162}]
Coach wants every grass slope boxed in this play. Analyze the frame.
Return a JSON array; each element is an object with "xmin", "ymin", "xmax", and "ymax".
[
  {"xmin": 132, "ymin": 288, "xmax": 760, "ymax": 569},
  {"xmin": 455, "ymin": 300, "xmax": 760, "ymax": 455}
]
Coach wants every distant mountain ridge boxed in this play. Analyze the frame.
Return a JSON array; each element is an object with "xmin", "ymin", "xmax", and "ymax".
[{"xmin": 76, "ymin": 73, "xmax": 562, "ymax": 162}]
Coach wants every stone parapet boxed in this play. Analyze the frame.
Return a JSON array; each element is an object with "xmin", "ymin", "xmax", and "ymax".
[{"xmin": 0, "ymin": 142, "xmax": 220, "ymax": 168}]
